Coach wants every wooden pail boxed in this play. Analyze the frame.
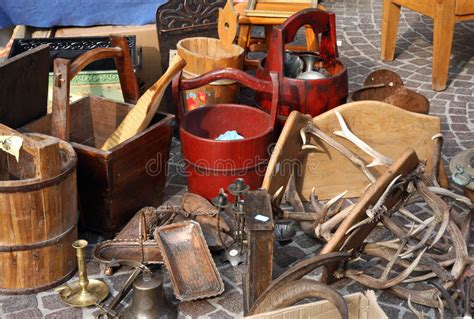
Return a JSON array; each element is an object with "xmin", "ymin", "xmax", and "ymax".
[
  {"xmin": 177, "ymin": 37, "xmax": 244, "ymax": 111},
  {"xmin": 174, "ymin": 68, "xmax": 279, "ymax": 200},
  {"xmin": 0, "ymin": 125, "xmax": 77, "ymax": 294}
]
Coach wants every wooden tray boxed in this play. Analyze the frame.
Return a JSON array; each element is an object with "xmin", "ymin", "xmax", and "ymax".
[
  {"xmin": 155, "ymin": 221, "xmax": 225, "ymax": 301},
  {"xmin": 93, "ymin": 240, "xmax": 163, "ymax": 265}
]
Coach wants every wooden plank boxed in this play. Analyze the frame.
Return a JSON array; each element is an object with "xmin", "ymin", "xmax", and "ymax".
[
  {"xmin": 0, "ymin": 45, "xmax": 49, "ymax": 128},
  {"xmin": 243, "ymin": 190, "xmax": 274, "ymax": 315},
  {"xmin": 218, "ymin": 0, "xmax": 239, "ymax": 51},
  {"xmin": 432, "ymin": 0, "xmax": 455, "ymax": 91},
  {"xmin": 455, "ymin": 0, "xmax": 474, "ymax": 15},
  {"xmin": 51, "ymin": 59, "xmax": 71, "ymax": 141},
  {"xmin": 321, "ymin": 149, "xmax": 419, "ymax": 284},
  {"xmin": 392, "ymin": 0, "xmax": 434, "ymax": 17},
  {"xmin": 381, "ymin": 0, "xmax": 401, "ymax": 61},
  {"xmin": 262, "ymin": 111, "xmax": 312, "ymax": 204},
  {"xmin": 0, "ymin": 124, "xmax": 60, "ymax": 179},
  {"xmin": 34, "ymin": 140, "xmax": 61, "ymax": 179},
  {"xmin": 321, "ymin": 149, "xmax": 419, "ymax": 255}
]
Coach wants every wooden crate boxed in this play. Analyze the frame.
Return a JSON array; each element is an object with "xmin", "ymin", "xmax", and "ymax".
[{"xmin": 22, "ymin": 96, "xmax": 174, "ymax": 236}]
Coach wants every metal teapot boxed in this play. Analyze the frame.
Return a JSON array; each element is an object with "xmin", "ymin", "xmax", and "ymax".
[{"xmin": 296, "ymin": 54, "xmax": 326, "ymax": 80}]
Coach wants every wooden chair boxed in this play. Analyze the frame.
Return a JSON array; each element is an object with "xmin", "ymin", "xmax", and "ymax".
[
  {"xmin": 381, "ymin": 0, "xmax": 474, "ymax": 91},
  {"xmin": 235, "ymin": 0, "xmax": 320, "ymax": 68}
]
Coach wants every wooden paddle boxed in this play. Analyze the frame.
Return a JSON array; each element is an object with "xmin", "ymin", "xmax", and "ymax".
[
  {"xmin": 101, "ymin": 55, "xmax": 186, "ymax": 150},
  {"xmin": 218, "ymin": 0, "xmax": 238, "ymax": 51}
]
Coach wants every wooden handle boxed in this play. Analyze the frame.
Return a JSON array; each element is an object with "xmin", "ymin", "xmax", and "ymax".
[
  {"xmin": 218, "ymin": 0, "xmax": 238, "ymax": 51},
  {"xmin": 174, "ymin": 68, "xmax": 280, "ymax": 129},
  {"xmin": 51, "ymin": 35, "xmax": 139, "ymax": 141},
  {"xmin": 100, "ymin": 54, "xmax": 186, "ymax": 150},
  {"xmin": 280, "ymin": 8, "xmax": 338, "ymax": 63},
  {"xmin": 0, "ymin": 124, "xmax": 61, "ymax": 179},
  {"xmin": 265, "ymin": 8, "xmax": 337, "ymax": 75}
]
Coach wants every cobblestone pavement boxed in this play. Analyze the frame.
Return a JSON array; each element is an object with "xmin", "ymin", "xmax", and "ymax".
[{"xmin": 0, "ymin": 0, "xmax": 472, "ymax": 318}]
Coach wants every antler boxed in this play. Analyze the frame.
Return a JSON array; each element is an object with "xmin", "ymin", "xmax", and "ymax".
[
  {"xmin": 333, "ymin": 111, "xmax": 393, "ymax": 167},
  {"xmin": 300, "ymin": 122, "xmax": 377, "ymax": 183}
]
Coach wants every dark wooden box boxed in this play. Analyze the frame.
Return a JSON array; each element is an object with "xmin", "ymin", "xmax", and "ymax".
[
  {"xmin": 0, "ymin": 45, "xmax": 49, "ymax": 128},
  {"xmin": 22, "ymin": 96, "xmax": 174, "ymax": 236}
]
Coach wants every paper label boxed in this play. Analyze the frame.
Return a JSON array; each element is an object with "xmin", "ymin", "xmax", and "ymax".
[
  {"xmin": 255, "ymin": 215, "xmax": 270, "ymax": 222},
  {"xmin": 0, "ymin": 136, "xmax": 23, "ymax": 162}
]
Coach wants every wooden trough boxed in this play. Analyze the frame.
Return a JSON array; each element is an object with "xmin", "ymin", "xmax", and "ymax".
[{"xmin": 263, "ymin": 101, "xmax": 445, "ymax": 201}]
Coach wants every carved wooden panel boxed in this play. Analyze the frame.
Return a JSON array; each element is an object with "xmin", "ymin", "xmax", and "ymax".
[
  {"xmin": 156, "ymin": 0, "xmax": 226, "ymax": 33},
  {"xmin": 155, "ymin": 0, "xmax": 226, "ymax": 71},
  {"xmin": 8, "ymin": 37, "xmax": 137, "ymax": 71}
]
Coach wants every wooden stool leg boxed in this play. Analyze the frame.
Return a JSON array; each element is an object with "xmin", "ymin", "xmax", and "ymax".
[
  {"xmin": 305, "ymin": 26, "xmax": 319, "ymax": 52},
  {"xmin": 238, "ymin": 23, "xmax": 251, "ymax": 48},
  {"xmin": 381, "ymin": 0, "xmax": 401, "ymax": 61},
  {"xmin": 432, "ymin": 0, "xmax": 455, "ymax": 91},
  {"xmin": 264, "ymin": 25, "xmax": 273, "ymax": 46},
  {"xmin": 238, "ymin": 23, "xmax": 252, "ymax": 68}
]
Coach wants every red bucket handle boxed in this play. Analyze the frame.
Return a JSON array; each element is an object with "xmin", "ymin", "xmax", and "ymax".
[
  {"xmin": 265, "ymin": 8, "xmax": 338, "ymax": 75},
  {"xmin": 173, "ymin": 68, "xmax": 280, "ymax": 129}
]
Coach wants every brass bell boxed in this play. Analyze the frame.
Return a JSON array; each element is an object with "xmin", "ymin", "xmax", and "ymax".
[{"xmin": 123, "ymin": 271, "xmax": 176, "ymax": 319}]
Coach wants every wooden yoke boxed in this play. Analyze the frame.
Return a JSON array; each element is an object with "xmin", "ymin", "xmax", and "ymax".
[
  {"xmin": 51, "ymin": 35, "xmax": 138, "ymax": 141},
  {"xmin": 0, "ymin": 124, "xmax": 60, "ymax": 179}
]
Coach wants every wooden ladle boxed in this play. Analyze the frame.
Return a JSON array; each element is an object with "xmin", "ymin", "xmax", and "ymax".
[{"xmin": 101, "ymin": 55, "xmax": 186, "ymax": 150}]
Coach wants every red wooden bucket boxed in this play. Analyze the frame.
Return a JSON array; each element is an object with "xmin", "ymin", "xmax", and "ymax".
[
  {"xmin": 173, "ymin": 68, "xmax": 279, "ymax": 200},
  {"xmin": 256, "ymin": 8, "xmax": 348, "ymax": 123}
]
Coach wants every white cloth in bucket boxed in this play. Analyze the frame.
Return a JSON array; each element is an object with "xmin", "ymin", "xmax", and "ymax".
[{"xmin": 215, "ymin": 130, "xmax": 244, "ymax": 141}]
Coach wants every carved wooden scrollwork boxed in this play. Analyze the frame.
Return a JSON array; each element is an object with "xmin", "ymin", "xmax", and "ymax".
[{"xmin": 156, "ymin": 0, "xmax": 226, "ymax": 33}]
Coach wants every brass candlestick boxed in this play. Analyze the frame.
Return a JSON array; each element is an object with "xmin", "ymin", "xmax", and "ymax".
[{"xmin": 56, "ymin": 239, "xmax": 109, "ymax": 307}]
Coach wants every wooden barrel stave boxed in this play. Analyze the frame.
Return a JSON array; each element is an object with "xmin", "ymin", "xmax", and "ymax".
[
  {"xmin": 177, "ymin": 37, "xmax": 244, "ymax": 109},
  {"xmin": 0, "ymin": 134, "xmax": 77, "ymax": 294}
]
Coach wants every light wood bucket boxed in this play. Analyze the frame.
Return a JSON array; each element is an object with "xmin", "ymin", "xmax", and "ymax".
[
  {"xmin": 177, "ymin": 37, "xmax": 244, "ymax": 110},
  {"xmin": 0, "ymin": 127, "xmax": 77, "ymax": 294}
]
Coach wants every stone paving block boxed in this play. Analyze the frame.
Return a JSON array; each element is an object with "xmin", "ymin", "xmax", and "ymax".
[
  {"xmin": 378, "ymin": 303, "xmax": 401, "ymax": 318},
  {"xmin": 209, "ymin": 310, "xmax": 235, "ymax": 319},
  {"xmin": 1, "ymin": 295, "xmax": 38, "ymax": 314},
  {"xmin": 217, "ymin": 291, "xmax": 243, "ymax": 315},
  {"xmin": 5, "ymin": 309, "xmax": 43, "ymax": 319},
  {"xmin": 41, "ymin": 295, "xmax": 66, "ymax": 311},
  {"xmin": 220, "ymin": 265, "xmax": 246, "ymax": 285},
  {"xmin": 44, "ymin": 307, "xmax": 82, "ymax": 319},
  {"xmin": 179, "ymin": 300, "xmax": 216, "ymax": 317}
]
